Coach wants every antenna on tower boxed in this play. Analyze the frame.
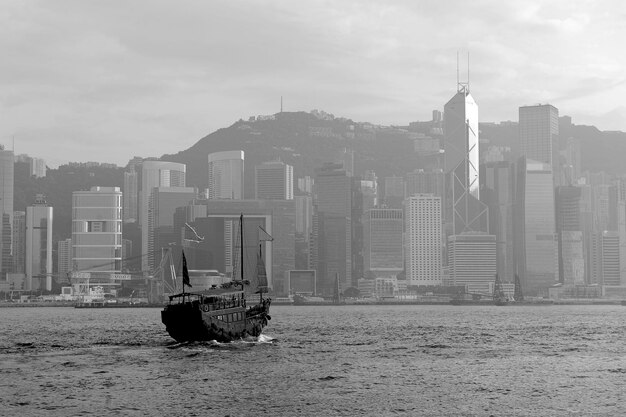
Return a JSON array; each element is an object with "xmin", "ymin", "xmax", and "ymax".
[
  {"xmin": 456, "ymin": 50, "xmax": 470, "ymax": 94},
  {"xmin": 456, "ymin": 51, "xmax": 459, "ymax": 91},
  {"xmin": 467, "ymin": 51, "xmax": 470, "ymax": 93}
]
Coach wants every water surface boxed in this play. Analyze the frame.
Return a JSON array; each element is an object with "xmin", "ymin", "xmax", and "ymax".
[{"xmin": 1, "ymin": 305, "xmax": 626, "ymax": 416}]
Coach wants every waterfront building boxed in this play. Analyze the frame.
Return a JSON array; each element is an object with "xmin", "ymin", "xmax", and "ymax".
[
  {"xmin": 448, "ymin": 233, "xmax": 497, "ymax": 294},
  {"xmin": 364, "ymin": 208, "xmax": 403, "ymax": 277},
  {"xmin": 208, "ymin": 150, "xmax": 244, "ymax": 200},
  {"xmin": 71, "ymin": 187, "xmax": 123, "ymax": 279},
  {"xmin": 514, "ymin": 158, "xmax": 558, "ymax": 295},
  {"xmin": 602, "ymin": 231, "xmax": 620, "ymax": 286},
  {"xmin": 480, "ymin": 161, "xmax": 514, "ymax": 282},
  {"xmin": 285, "ymin": 270, "xmax": 316, "ymax": 295},
  {"xmin": 255, "ymin": 160, "xmax": 293, "ymax": 200},
  {"xmin": 519, "ymin": 104, "xmax": 559, "ymax": 185},
  {"xmin": 555, "ymin": 186, "xmax": 585, "ymax": 284},
  {"xmin": 561, "ymin": 231, "xmax": 585, "ymax": 286},
  {"xmin": 314, "ymin": 163, "xmax": 353, "ymax": 292},
  {"xmin": 140, "ymin": 160, "xmax": 186, "ymax": 271},
  {"xmin": 405, "ymin": 194, "xmax": 442, "ymax": 286},
  {"xmin": 25, "ymin": 195, "xmax": 53, "ymax": 291}
]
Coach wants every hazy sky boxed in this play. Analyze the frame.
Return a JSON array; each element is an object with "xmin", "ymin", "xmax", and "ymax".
[{"xmin": 2, "ymin": 0, "xmax": 625, "ymax": 167}]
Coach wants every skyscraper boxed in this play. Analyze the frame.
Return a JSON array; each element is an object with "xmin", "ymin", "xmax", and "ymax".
[
  {"xmin": 57, "ymin": 238, "xmax": 72, "ymax": 281},
  {"xmin": 444, "ymin": 84, "xmax": 479, "ymax": 199},
  {"xmin": 12, "ymin": 211, "xmax": 26, "ymax": 274},
  {"xmin": 255, "ymin": 161, "xmax": 293, "ymax": 200},
  {"xmin": 405, "ymin": 194, "xmax": 442, "ymax": 286},
  {"xmin": 448, "ymin": 233, "xmax": 496, "ymax": 294},
  {"xmin": 0, "ymin": 147, "xmax": 14, "ymax": 281},
  {"xmin": 314, "ymin": 163, "xmax": 353, "ymax": 292},
  {"xmin": 364, "ymin": 208, "xmax": 404, "ymax": 277},
  {"xmin": 26, "ymin": 194, "xmax": 53, "ymax": 291},
  {"xmin": 140, "ymin": 160, "xmax": 186, "ymax": 271},
  {"xmin": 406, "ymin": 169, "xmax": 444, "ymax": 198},
  {"xmin": 519, "ymin": 104, "xmax": 559, "ymax": 184},
  {"xmin": 29, "ymin": 157, "xmax": 46, "ymax": 178},
  {"xmin": 601, "ymin": 231, "xmax": 620, "ymax": 286},
  {"xmin": 383, "ymin": 176, "xmax": 405, "ymax": 208},
  {"xmin": 72, "ymin": 187, "xmax": 123, "ymax": 277},
  {"xmin": 514, "ymin": 158, "xmax": 558, "ymax": 295},
  {"xmin": 147, "ymin": 186, "xmax": 197, "ymax": 270},
  {"xmin": 443, "ymin": 83, "xmax": 488, "ymax": 235},
  {"xmin": 208, "ymin": 150, "xmax": 244, "ymax": 200},
  {"xmin": 555, "ymin": 186, "xmax": 584, "ymax": 285},
  {"xmin": 123, "ymin": 170, "xmax": 139, "ymax": 223},
  {"xmin": 481, "ymin": 161, "xmax": 515, "ymax": 282}
]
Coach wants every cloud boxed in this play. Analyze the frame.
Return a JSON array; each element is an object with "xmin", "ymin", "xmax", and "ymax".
[{"xmin": 1, "ymin": 0, "xmax": 625, "ymax": 165}]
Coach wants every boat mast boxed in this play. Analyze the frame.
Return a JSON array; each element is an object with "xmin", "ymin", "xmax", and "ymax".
[
  {"xmin": 259, "ymin": 242, "xmax": 263, "ymax": 302},
  {"xmin": 240, "ymin": 213, "xmax": 244, "ymax": 290}
]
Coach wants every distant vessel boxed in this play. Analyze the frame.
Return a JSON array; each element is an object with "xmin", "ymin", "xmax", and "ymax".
[
  {"xmin": 161, "ymin": 214, "xmax": 272, "ymax": 342},
  {"xmin": 493, "ymin": 274, "xmax": 508, "ymax": 306}
]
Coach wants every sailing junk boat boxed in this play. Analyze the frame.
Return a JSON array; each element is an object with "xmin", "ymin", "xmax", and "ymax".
[{"xmin": 161, "ymin": 215, "xmax": 272, "ymax": 342}]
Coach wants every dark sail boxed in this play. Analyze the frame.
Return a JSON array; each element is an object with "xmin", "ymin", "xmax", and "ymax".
[
  {"xmin": 182, "ymin": 251, "xmax": 191, "ymax": 288},
  {"xmin": 257, "ymin": 244, "xmax": 268, "ymax": 289}
]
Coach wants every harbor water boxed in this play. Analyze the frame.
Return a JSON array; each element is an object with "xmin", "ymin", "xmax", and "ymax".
[{"xmin": 2, "ymin": 304, "xmax": 626, "ymax": 416}]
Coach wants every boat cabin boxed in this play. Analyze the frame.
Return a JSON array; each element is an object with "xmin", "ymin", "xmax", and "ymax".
[{"xmin": 168, "ymin": 287, "xmax": 246, "ymax": 311}]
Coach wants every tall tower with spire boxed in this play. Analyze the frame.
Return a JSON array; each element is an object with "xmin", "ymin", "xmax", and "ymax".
[{"xmin": 443, "ymin": 55, "xmax": 487, "ymax": 235}]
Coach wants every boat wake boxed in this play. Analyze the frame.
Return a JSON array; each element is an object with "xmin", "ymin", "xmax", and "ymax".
[{"xmin": 166, "ymin": 334, "xmax": 276, "ymax": 351}]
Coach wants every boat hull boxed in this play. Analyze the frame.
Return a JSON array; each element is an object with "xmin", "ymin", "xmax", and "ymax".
[{"xmin": 161, "ymin": 299, "xmax": 271, "ymax": 343}]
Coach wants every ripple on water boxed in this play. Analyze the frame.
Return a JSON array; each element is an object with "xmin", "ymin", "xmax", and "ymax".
[{"xmin": 2, "ymin": 305, "xmax": 626, "ymax": 415}]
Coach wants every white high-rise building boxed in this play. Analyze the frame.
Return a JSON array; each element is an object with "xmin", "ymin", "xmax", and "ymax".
[
  {"xmin": 444, "ymin": 85, "xmax": 479, "ymax": 199},
  {"xmin": 443, "ymin": 83, "xmax": 488, "ymax": 235},
  {"xmin": 405, "ymin": 194, "xmax": 442, "ymax": 286},
  {"xmin": 208, "ymin": 150, "xmax": 244, "ymax": 200}
]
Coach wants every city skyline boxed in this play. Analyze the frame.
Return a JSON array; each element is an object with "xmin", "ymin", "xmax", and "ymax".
[{"xmin": 2, "ymin": 1, "xmax": 626, "ymax": 167}]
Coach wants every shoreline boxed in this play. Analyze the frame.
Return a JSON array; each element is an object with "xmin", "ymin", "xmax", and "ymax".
[{"xmin": 2, "ymin": 299, "xmax": 624, "ymax": 308}]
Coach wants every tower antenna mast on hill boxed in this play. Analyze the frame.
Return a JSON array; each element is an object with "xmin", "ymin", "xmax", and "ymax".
[{"xmin": 456, "ymin": 50, "xmax": 470, "ymax": 94}]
